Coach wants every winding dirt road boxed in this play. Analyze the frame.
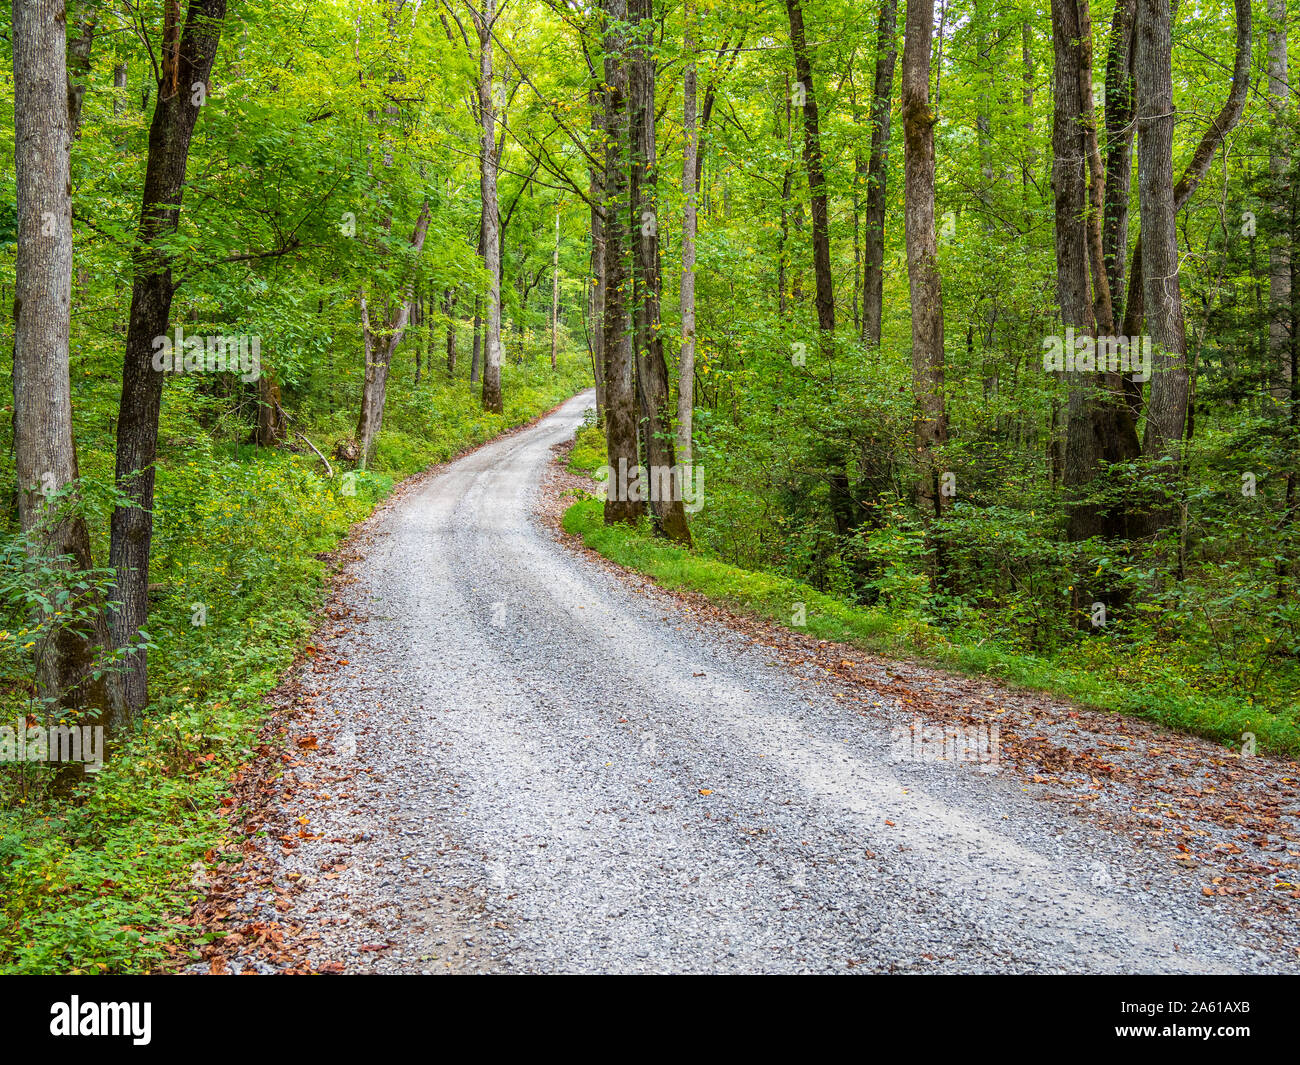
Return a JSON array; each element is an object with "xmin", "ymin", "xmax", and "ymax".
[{"xmin": 198, "ymin": 391, "xmax": 1300, "ymax": 974}]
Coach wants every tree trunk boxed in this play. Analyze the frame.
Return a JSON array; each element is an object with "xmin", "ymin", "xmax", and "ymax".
[
  {"xmin": 478, "ymin": 0, "xmax": 504, "ymax": 414},
  {"xmin": 1134, "ymin": 0, "xmax": 1187, "ymax": 472},
  {"xmin": 1054, "ymin": 0, "xmax": 1116, "ymax": 540},
  {"xmin": 1269, "ymin": 0, "xmax": 1291, "ymax": 401},
  {"xmin": 589, "ymin": 84, "xmax": 608, "ymax": 420},
  {"xmin": 356, "ymin": 202, "xmax": 432, "ymax": 466},
  {"xmin": 109, "ymin": 0, "xmax": 227, "ymax": 717},
  {"xmin": 445, "ymin": 287, "xmax": 457, "ymax": 375},
  {"xmin": 902, "ymin": 0, "xmax": 948, "ymax": 524},
  {"xmin": 630, "ymin": 0, "xmax": 690, "ymax": 543},
  {"xmin": 113, "ymin": 62, "xmax": 128, "ymax": 115},
  {"xmin": 601, "ymin": 0, "xmax": 643, "ymax": 526},
  {"xmin": 551, "ymin": 213, "xmax": 560, "ymax": 370},
  {"xmin": 1133, "ymin": 0, "xmax": 1251, "ymax": 472},
  {"xmin": 677, "ymin": 0, "xmax": 698, "ymax": 466},
  {"xmin": 1058, "ymin": 0, "xmax": 1143, "ymax": 544},
  {"xmin": 1102, "ymin": 0, "xmax": 1137, "ymax": 319},
  {"xmin": 65, "ymin": 2, "xmax": 97, "ymax": 138},
  {"xmin": 862, "ymin": 0, "xmax": 898, "ymax": 347},
  {"xmin": 255, "ymin": 370, "xmax": 288, "ymax": 447},
  {"xmin": 12, "ymin": 0, "xmax": 110, "ymax": 717},
  {"xmin": 786, "ymin": 0, "xmax": 835, "ymax": 345},
  {"xmin": 471, "ymin": 296, "xmax": 483, "ymax": 383}
]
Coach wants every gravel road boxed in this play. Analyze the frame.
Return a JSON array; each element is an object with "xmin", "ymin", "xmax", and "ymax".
[{"xmin": 218, "ymin": 390, "xmax": 1299, "ymax": 974}]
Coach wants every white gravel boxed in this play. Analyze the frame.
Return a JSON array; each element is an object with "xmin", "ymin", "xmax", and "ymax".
[{"xmin": 240, "ymin": 390, "xmax": 1299, "ymax": 974}]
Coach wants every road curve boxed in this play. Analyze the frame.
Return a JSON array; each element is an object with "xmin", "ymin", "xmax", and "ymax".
[{"xmin": 253, "ymin": 390, "xmax": 1291, "ymax": 974}]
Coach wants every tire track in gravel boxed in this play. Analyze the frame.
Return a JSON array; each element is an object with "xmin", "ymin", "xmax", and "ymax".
[{"xmin": 228, "ymin": 390, "xmax": 1298, "ymax": 974}]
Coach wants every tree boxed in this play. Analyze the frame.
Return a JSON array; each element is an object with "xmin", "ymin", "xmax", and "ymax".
[
  {"xmin": 677, "ymin": 0, "xmax": 699, "ymax": 467},
  {"xmin": 785, "ymin": 0, "xmax": 834, "ymax": 346},
  {"xmin": 862, "ymin": 0, "xmax": 898, "ymax": 347},
  {"xmin": 629, "ymin": 0, "xmax": 690, "ymax": 543},
  {"xmin": 12, "ymin": 0, "xmax": 108, "ymax": 713},
  {"xmin": 600, "ymin": 0, "xmax": 643, "ymax": 526},
  {"xmin": 901, "ymin": 0, "xmax": 947, "ymax": 526},
  {"xmin": 356, "ymin": 202, "xmax": 433, "ymax": 465},
  {"xmin": 477, "ymin": 0, "xmax": 505, "ymax": 414},
  {"xmin": 1268, "ymin": 0, "xmax": 1291, "ymax": 402},
  {"xmin": 109, "ymin": 0, "xmax": 228, "ymax": 716}
]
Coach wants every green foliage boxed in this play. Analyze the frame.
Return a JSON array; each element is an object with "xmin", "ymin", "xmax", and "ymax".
[
  {"xmin": 563, "ymin": 497, "xmax": 1300, "ymax": 758},
  {"xmin": 0, "ymin": 352, "xmax": 591, "ymax": 974}
]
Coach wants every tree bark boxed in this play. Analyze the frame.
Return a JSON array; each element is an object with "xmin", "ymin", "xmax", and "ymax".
[
  {"xmin": 109, "ymin": 0, "xmax": 227, "ymax": 716},
  {"xmin": 477, "ymin": 0, "xmax": 504, "ymax": 414},
  {"xmin": 1130, "ymin": 0, "xmax": 1250, "ymax": 472},
  {"xmin": 785, "ymin": 0, "xmax": 835, "ymax": 345},
  {"xmin": 1134, "ymin": 0, "xmax": 1187, "ymax": 470},
  {"xmin": 677, "ymin": 0, "xmax": 698, "ymax": 466},
  {"xmin": 551, "ymin": 213, "xmax": 560, "ymax": 370},
  {"xmin": 1057, "ymin": 0, "xmax": 1143, "ymax": 544},
  {"xmin": 902, "ymin": 0, "xmax": 948, "ymax": 523},
  {"xmin": 630, "ymin": 0, "xmax": 690, "ymax": 543},
  {"xmin": 255, "ymin": 370, "xmax": 288, "ymax": 447},
  {"xmin": 1102, "ymin": 0, "xmax": 1137, "ymax": 319},
  {"xmin": 445, "ymin": 287, "xmax": 457, "ymax": 375},
  {"xmin": 356, "ymin": 201, "xmax": 433, "ymax": 466},
  {"xmin": 12, "ymin": 0, "xmax": 110, "ymax": 716},
  {"xmin": 600, "ymin": 0, "xmax": 643, "ymax": 526},
  {"xmin": 65, "ymin": 2, "xmax": 97, "ymax": 138},
  {"xmin": 862, "ymin": 0, "xmax": 898, "ymax": 347},
  {"xmin": 589, "ymin": 83, "xmax": 608, "ymax": 420},
  {"xmin": 1268, "ymin": 0, "xmax": 1292, "ymax": 401}
]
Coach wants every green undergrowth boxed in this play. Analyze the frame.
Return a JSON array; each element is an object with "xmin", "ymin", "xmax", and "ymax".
[
  {"xmin": 0, "ymin": 352, "xmax": 592, "ymax": 974},
  {"xmin": 563, "ymin": 433, "xmax": 1300, "ymax": 761}
]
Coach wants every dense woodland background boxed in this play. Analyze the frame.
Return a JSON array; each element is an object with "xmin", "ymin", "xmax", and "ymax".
[{"xmin": 0, "ymin": 0, "xmax": 1296, "ymax": 971}]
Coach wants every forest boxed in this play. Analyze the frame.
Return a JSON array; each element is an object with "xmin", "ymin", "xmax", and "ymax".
[{"xmin": 0, "ymin": 0, "xmax": 1297, "ymax": 975}]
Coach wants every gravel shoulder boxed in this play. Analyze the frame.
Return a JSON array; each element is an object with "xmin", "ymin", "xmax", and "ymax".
[{"xmin": 189, "ymin": 390, "xmax": 1300, "ymax": 974}]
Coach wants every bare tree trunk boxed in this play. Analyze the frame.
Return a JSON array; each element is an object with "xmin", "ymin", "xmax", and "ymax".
[
  {"xmin": 1054, "ymin": 0, "xmax": 1109, "ymax": 540},
  {"xmin": 12, "ymin": 0, "xmax": 110, "ymax": 716},
  {"xmin": 677, "ymin": 0, "xmax": 698, "ymax": 465},
  {"xmin": 471, "ymin": 296, "xmax": 483, "ymax": 383},
  {"xmin": 1102, "ymin": 0, "xmax": 1137, "ymax": 318},
  {"xmin": 551, "ymin": 213, "xmax": 560, "ymax": 370},
  {"xmin": 862, "ymin": 0, "xmax": 898, "ymax": 347},
  {"xmin": 786, "ymin": 0, "xmax": 835, "ymax": 346},
  {"xmin": 1132, "ymin": 0, "xmax": 1250, "ymax": 473},
  {"xmin": 445, "ymin": 287, "xmax": 457, "ymax": 375},
  {"xmin": 630, "ymin": 0, "xmax": 690, "ymax": 543},
  {"xmin": 1021, "ymin": 18, "xmax": 1037, "ymax": 222},
  {"xmin": 1125, "ymin": 0, "xmax": 1251, "ymax": 327},
  {"xmin": 1134, "ymin": 0, "xmax": 1187, "ymax": 471},
  {"xmin": 65, "ymin": 2, "xmax": 97, "ymax": 138},
  {"xmin": 1059, "ymin": 0, "xmax": 1143, "ymax": 544},
  {"xmin": 477, "ymin": 0, "xmax": 504, "ymax": 414},
  {"xmin": 109, "ymin": 0, "xmax": 227, "ymax": 717},
  {"xmin": 255, "ymin": 370, "xmax": 288, "ymax": 446},
  {"xmin": 1269, "ymin": 0, "xmax": 1292, "ymax": 401},
  {"xmin": 778, "ymin": 82, "xmax": 792, "ymax": 318},
  {"xmin": 113, "ymin": 61, "xmax": 128, "ymax": 115},
  {"xmin": 356, "ymin": 202, "xmax": 432, "ymax": 466},
  {"xmin": 902, "ymin": 0, "xmax": 948, "ymax": 526},
  {"xmin": 601, "ymin": 0, "xmax": 643, "ymax": 526},
  {"xmin": 589, "ymin": 85, "xmax": 608, "ymax": 420}
]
